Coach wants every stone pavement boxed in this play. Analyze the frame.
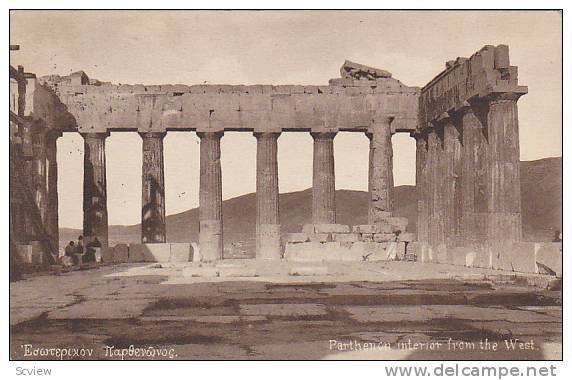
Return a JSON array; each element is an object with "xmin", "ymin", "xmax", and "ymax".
[{"xmin": 10, "ymin": 261, "xmax": 561, "ymax": 360}]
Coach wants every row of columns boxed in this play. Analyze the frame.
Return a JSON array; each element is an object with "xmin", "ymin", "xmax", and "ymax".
[
  {"xmin": 415, "ymin": 93, "xmax": 523, "ymax": 252},
  {"xmin": 80, "ymin": 122, "xmax": 395, "ymax": 260}
]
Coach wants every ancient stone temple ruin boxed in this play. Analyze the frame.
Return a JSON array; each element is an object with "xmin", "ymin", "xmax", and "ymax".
[{"xmin": 11, "ymin": 44, "xmax": 541, "ymax": 272}]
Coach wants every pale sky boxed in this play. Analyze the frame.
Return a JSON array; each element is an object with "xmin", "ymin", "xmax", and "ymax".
[{"xmin": 10, "ymin": 11, "xmax": 562, "ymax": 228}]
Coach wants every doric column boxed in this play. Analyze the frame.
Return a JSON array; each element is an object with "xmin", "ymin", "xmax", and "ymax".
[
  {"xmin": 140, "ymin": 132, "xmax": 167, "ymax": 243},
  {"xmin": 45, "ymin": 130, "xmax": 62, "ymax": 249},
  {"xmin": 198, "ymin": 131, "xmax": 224, "ymax": 261},
  {"xmin": 255, "ymin": 132, "xmax": 281, "ymax": 259},
  {"xmin": 414, "ymin": 132, "xmax": 429, "ymax": 244},
  {"xmin": 459, "ymin": 104, "xmax": 488, "ymax": 245},
  {"xmin": 31, "ymin": 130, "xmax": 47, "ymax": 223},
  {"xmin": 485, "ymin": 93, "xmax": 523, "ymax": 243},
  {"xmin": 367, "ymin": 117, "xmax": 393, "ymax": 224},
  {"xmin": 442, "ymin": 115, "xmax": 463, "ymax": 245},
  {"xmin": 427, "ymin": 128, "xmax": 445, "ymax": 247},
  {"xmin": 311, "ymin": 131, "xmax": 337, "ymax": 224},
  {"xmin": 82, "ymin": 132, "xmax": 109, "ymax": 247}
]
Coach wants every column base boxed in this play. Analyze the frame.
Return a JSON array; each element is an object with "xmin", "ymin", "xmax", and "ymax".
[
  {"xmin": 199, "ymin": 220, "xmax": 223, "ymax": 262},
  {"xmin": 256, "ymin": 224, "xmax": 281, "ymax": 260}
]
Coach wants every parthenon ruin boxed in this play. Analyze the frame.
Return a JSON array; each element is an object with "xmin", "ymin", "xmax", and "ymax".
[{"xmin": 10, "ymin": 44, "xmax": 531, "ymax": 270}]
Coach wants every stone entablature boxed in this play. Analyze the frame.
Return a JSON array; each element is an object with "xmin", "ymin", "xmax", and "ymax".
[
  {"xmin": 418, "ymin": 44, "xmax": 527, "ymax": 130},
  {"xmin": 40, "ymin": 71, "xmax": 419, "ymax": 134}
]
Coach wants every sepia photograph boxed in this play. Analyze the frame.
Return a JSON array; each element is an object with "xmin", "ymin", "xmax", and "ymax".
[{"xmin": 7, "ymin": 7, "xmax": 564, "ymax": 368}]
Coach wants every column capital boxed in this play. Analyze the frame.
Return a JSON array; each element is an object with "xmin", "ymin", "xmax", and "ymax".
[
  {"xmin": 253, "ymin": 131, "xmax": 281, "ymax": 139},
  {"xmin": 81, "ymin": 131, "xmax": 110, "ymax": 139},
  {"xmin": 485, "ymin": 91, "xmax": 525, "ymax": 104},
  {"xmin": 196, "ymin": 131, "xmax": 224, "ymax": 140},
  {"xmin": 139, "ymin": 131, "xmax": 166, "ymax": 139},
  {"xmin": 310, "ymin": 131, "xmax": 337, "ymax": 140}
]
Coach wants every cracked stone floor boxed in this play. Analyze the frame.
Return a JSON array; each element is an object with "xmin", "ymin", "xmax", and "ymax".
[{"xmin": 10, "ymin": 261, "xmax": 562, "ymax": 360}]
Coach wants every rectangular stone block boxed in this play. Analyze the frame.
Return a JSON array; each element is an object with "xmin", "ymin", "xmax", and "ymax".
[
  {"xmin": 373, "ymin": 233, "xmax": 396, "ymax": 242},
  {"xmin": 302, "ymin": 224, "xmax": 315, "ymax": 234},
  {"xmin": 29, "ymin": 241, "xmax": 44, "ymax": 265},
  {"xmin": 170, "ymin": 243, "xmax": 192, "ymax": 263},
  {"xmin": 398, "ymin": 232, "xmax": 416, "ymax": 242},
  {"xmin": 309, "ymin": 233, "xmax": 330, "ymax": 242},
  {"xmin": 352, "ymin": 224, "xmax": 379, "ymax": 234},
  {"xmin": 353, "ymin": 242, "xmax": 385, "ymax": 261},
  {"xmin": 112, "ymin": 244, "xmax": 129, "ymax": 263},
  {"xmin": 128, "ymin": 244, "xmax": 146, "ymax": 263},
  {"xmin": 285, "ymin": 233, "xmax": 310, "ymax": 243},
  {"xmin": 386, "ymin": 217, "xmax": 409, "ymax": 232},
  {"xmin": 313, "ymin": 224, "xmax": 351, "ymax": 233},
  {"xmin": 101, "ymin": 247, "xmax": 114, "ymax": 263},
  {"xmin": 142, "ymin": 243, "xmax": 171, "ymax": 262},
  {"xmin": 16, "ymin": 244, "xmax": 33, "ymax": 264},
  {"xmin": 361, "ymin": 233, "xmax": 374, "ymax": 242},
  {"xmin": 284, "ymin": 242, "xmax": 326, "ymax": 262},
  {"xmin": 332, "ymin": 233, "xmax": 360, "ymax": 242}
]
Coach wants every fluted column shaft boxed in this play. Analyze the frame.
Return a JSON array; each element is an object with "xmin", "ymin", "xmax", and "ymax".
[
  {"xmin": 415, "ymin": 133, "xmax": 429, "ymax": 244},
  {"xmin": 141, "ymin": 132, "xmax": 167, "ymax": 243},
  {"xmin": 198, "ymin": 132, "xmax": 224, "ymax": 261},
  {"xmin": 368, "ymin": 117, "xmax": 393, "ymax": 224},
  {"xmin": 485, "ymin": 94, "xmax": 522, "ymax": 243},
  {"xmin": 460, "ymin": 107, "xmax": 488, "ymax": 245},
  {"xmin": 82, "ymin": 132, "xmax": 109, "ymax": 247},
  {"xmin": 45, "ymin": 131, "xmax": 61, "ymax": 248},
  {"xmin": 312, "ymin": 132, "xmax": 337, "ymax": 224},
  {"xmin": 443, "ymin": 119, "xmax": 463, "ymax": 244},
  {"xmin": 427, "ymin": 129, "xmax": 444, "ymax": 246},
  {"xmin": 255, "ymin": 132, "xmax": 281, "ymax": 259}
]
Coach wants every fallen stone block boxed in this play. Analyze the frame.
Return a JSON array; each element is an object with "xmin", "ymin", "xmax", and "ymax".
[
  {"xmin": 313, "ymin": 224, "xmax": 351, "ymax": 233},
  {"xmin": 170, "ymin": 243, "xmax": 192, "ymax": 262},
  {"xmin": 112, "ymin": 244, "xmax": 129, "ymax": 263},
  {"xmin": 352, "ymin": 224, "xmax": 379, "ymax": 234},
  {"xmin": 289, "ymin": 266, "xmax": 328, "ymax": 276},
  {"xmin": 218, "ymin": 267, "xmax": 257, "ymax": 277},
  {"xmin": 398, "ymin": 232, "xmax": 416, "ymax": 242},
  {"xmin": 142, "ymin": 243, "xmax": 171, "ymax": 262},
  {"xmin": 309, "ymin": 233, "xmax": 330, "ymax": 242},
  {"xmin": 302, "ymin": 224, "xmax": 315, "ymax": 234},
  {"xmin": 128, "ymin": 244, "xmax": 146, "ymax": 263},
  {"xmin": 332, "ymin": 233, "xmax": 360, "ymax": 242},
  {"xmin": 361, "ymin": 233, "xmax": 374, "ymax": 242},
  {"xmin": 284, "ymin": 233, "xmax": 310, "ymax": 243},
  {"xmin": 181, "ymin": 266, "xmax": 220, "ymax": 277},
  {"xmin": 373, "ymin": 233, "xmax": 395, "ymax": 242}
]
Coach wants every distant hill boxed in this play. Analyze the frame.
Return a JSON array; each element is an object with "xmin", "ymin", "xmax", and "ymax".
[{"xmin": 60, "ymin": 157, "xmax": 562, "ymax": 254}]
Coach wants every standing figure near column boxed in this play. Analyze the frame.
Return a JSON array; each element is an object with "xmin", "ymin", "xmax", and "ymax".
[
  {"xmin": 82, "ymin": 132, "xmax": 109, "ymax": 247},
  {"xmin": 255, "ymin": 132, "xmax": 281, "ymax": 259},
  {"xmin": 140, "ymin": 132, "xmax": 167, "ymax": 243},
  {"xmin": 367, "ymin": 116, "xmax": 393, "ymax": 225},
  {"xmin": 311, "ymin": 131, "xmax": 337, "ymax": 224},
  {"xmin": 198, "ymin": 131, "xmax": 224, "ymax": 261}
]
